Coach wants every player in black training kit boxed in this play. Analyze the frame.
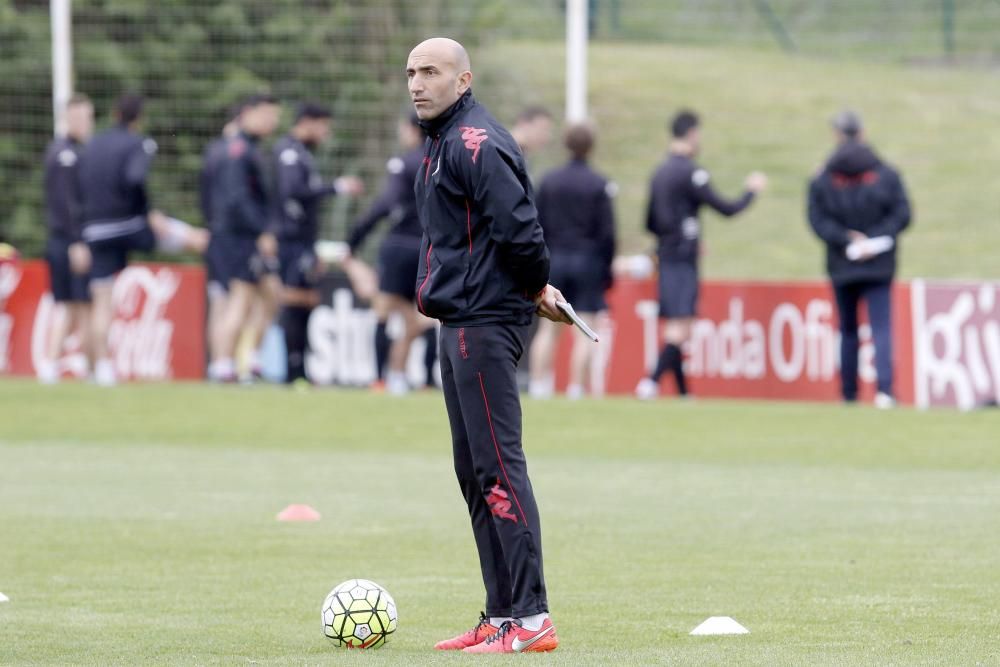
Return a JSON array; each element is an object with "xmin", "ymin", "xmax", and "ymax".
[
  {"xmin": 38, "ymin": 94, "xmax": 94, "ymax": 384},
  {"xmin": 345, "ymin": 113, "xmax": 435, "ymax": 395},
  {"xmin": 273, "ymin": 102, "xmax": 363, "ymax": 384},
  {"xmin": 407, "ymin": 38, "xmax": 571, "ymax": 654},
  {"xmin": 635, "ymin": 110, "xmax": 767, "ymax": 400},
  {"xmin": 199, "ymin": 102, "xmax": 245, "ymax": 366},
  {"xmin": 79, "ymin": 93, "xmax": 208, "ymax": 386},
  {"xmin": 209, "ymin": 94, "xmax": 282, "ymax": 383},
  {"xmin": 528, "ymin": 122, "xmax": 616, "ymax": 399}
]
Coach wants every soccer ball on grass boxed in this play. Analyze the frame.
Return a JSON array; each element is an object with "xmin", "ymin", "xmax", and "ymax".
[{"xmin": 321, "ymin": 578, "xmax": 397, "ymax": 649}]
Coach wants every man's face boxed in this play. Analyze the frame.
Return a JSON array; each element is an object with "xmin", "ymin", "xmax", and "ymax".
[
  {"xmin": 686, "ymin": 126, "xmax": 702, "ymax": 154},
  {"xmin": 65, "ymin": 102, "xmax": 94, "ymax": 142},
  {"xmin": 520, "ymin": 116, "xmax": 553, "ymax": 154},
  {"xmin": 244, "ymin": 103, "xmax": 281, "ymax": 137},
  {"xmin": 406, "ymin": 46, "xmax": 469, "ymax": 121},
  {"xmin": 398, "ymin": 120, "xmax": 423, "ymax": 150},
  {"xmin": 303, "ymin": 118, "xmax": 331, "ymax": 146}
]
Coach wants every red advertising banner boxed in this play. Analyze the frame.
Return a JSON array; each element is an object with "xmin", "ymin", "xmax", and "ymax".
[
  {"xmin": 552, "ymin": 278, "xmax": 916, "ymax": 405},
  {"xmin": 3, "ymin": 257, "xmax": 996, "ymax": 410},
  {"xmin": 0, "ymin": 260, "xmax": 205, "ymax": 381},
  {"xmin": 910, "ymin": 279, "xmax": 1000, "ymax": 410}
]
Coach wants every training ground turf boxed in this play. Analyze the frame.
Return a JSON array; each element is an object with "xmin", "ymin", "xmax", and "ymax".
[{"xmin": 1, "ymin": 380, "xmax": 998, "ymax": 665}]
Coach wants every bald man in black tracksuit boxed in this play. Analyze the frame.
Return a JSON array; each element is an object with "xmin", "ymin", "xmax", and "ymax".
[{"xmin": 409, "ymin": 37, "xmax": 571, "ymax": 651}]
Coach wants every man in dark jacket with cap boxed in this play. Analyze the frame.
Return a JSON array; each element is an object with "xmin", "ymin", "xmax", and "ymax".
[
  {"xmin": 406, "ymin": 36, "xmax": 570, "ymax": 654},
  {"xmin": 808, "ymin": 110, "xmax": 911, "ymax": 408}
]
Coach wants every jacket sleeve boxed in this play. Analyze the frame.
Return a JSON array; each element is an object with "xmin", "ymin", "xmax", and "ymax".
[
  {"xmin": 460, "ymin": 141, "xmax": 549, "ymax": 295},
  {"xmin": 867, "ymin": 168, "xmax": 912, "ymax": 238},
  {"xmin": 807, "ymin": 176, "xmax": 851, "ymax": 247},
  {"xmin": 345, "ymin": 166, "xmax": 405, "ymax": 253},
  {"xmin": 198, "ymin": 145, "xmax": 215, "ymax": 224},
  {"xmin": 124, "ymin": 139, "xmax": 155, "ymax": 213},
  {"xmin": 596, "ymin": 181, "xmax": 617, "ymax": 289},
  {"xmin": 691, "ymin": 168, "xmax": 754, "ymax": 217},
  {"xmin": 276, "ymin": 153, "xmax": 338, "ymax": 206}
]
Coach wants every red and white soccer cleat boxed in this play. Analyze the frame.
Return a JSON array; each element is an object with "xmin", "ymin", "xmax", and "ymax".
[
  {"xmin": 434, "ymin": 613, "xmax": 500, "ymax": 650},
  {"xmin": 462, "ymin": 618, "xmax": 559, "ymax": 654}
]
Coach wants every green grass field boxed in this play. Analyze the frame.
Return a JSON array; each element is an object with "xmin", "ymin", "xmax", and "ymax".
[
  {"xmin": 1, "ymin": 380, "xmax": 999, "ymax": 665},
  {"xmin": 479, "ymin": 39, "xmax": 1000, "ymax": 282}
]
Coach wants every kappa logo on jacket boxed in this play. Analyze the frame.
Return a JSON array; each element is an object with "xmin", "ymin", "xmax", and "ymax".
[
  {"xmin": 459, "ymin": 126, "xmax": 488, "ymax": 164},
  {"xmin": 486, "ymin": 478, "xmax": 518, "ymax": 523}
]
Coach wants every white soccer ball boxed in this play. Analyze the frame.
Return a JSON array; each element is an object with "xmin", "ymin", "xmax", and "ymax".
[{"xmin": 321, "ymin": 578, "xmax": 397, "ymax": 649}]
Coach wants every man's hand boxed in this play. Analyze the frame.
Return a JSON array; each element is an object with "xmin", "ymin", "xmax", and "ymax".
[
  {"xmin": 746, "ymin": 171, "xmax": 768, "ymax": 193},
  {"xmin": 335, "ymin": 176, "xmax": 365, "ymax": 197},
  {"xmin": 846, "ymin": 230, "xmax": 873, "ymax": 260},
  {"xmin": 257, "ymin": 232, "xmax": 278, "ymax": 258},
  {"xmin": 68, "ymin": 242, "xmax": 91, "ymax": 275},
  {"xmin": 535, "ymin": 284, "xmax": 573, "ymax": 324}
]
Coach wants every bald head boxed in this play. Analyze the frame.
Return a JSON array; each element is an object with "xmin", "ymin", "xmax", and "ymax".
[{"xmin": 406, "ymin": 37, "xmax": 473, "ymax": 121}]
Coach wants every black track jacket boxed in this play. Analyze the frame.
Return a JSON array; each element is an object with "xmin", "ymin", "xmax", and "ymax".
[
  {"xmin": 807, "ymin": 140, "xmax": 911, "ymax": 285},
  {"xmin": 414, "ymin": 91, "xmax": 549, "ymax": 326}
]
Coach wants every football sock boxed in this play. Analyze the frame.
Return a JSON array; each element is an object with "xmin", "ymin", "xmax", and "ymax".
[
  {"xmin": 518, "ymin": 613, "xmax": 548, "ymax": 631},
  {"xmin": 280, "ymin": 306, "xmax": 311, "ymax": 383},
  {"xmin": 489, "ymin": 616, "xmax": 513, "ymax": 628},
  {"xmin": 374, "ymin": 321, "xmax": 390, "ymax": 381},
  {"xmin": 651, "ymin": 342, "xmax": 676, "ymax": 382},
  {"xmin": 423, "ymin": 327, "xmax": 437, "ymax": 386},
  {"xmin": 667, "ymin": 343, "xmax": 688, "ymax": 396}
]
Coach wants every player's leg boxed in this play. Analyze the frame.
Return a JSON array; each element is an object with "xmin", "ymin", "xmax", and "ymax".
[
  {"xmin": 86, "ymin": 234, "xmax": 132, "ymax": 386},
  {"xmin": 378, "ymin": 241, "xmax": 421, "ymax": 394},
  {"xmin": 370, "ymin": 292, "xmax": 391, "ymax": 388},
  {"xmin": 448, "ymin": 325, "xmax": 548, "ymax": 615},
  {"xmin": 280, "ymin": 285, "xmax": 317, "ymax": 384},
  {"xmin": 41, "ymin": 239, "xmax": 73, "ymax": 383},
  {"xmin": 863, "ymin": 280, "xmax": 894, "ymax": 405},
  {"xmin": 148, "ymin": 210, "xmax": 210, "ymax": 255},
  {"xmin": 385, "ymin": 294, "xmax": 423, "ymax": 395},
  {"xmin": 240, "ymin": 272, "xmax": 281, "ymax": 381},
  {"xmin": 452, "ymin": 325, "xmax": 557, "ymax": 653},
  {"xmin": 434, "ymin": 326, "xmax": 511, "ymax": 649},
  {"xmin": 566, "ymin": 312, "xmax": 598, "ymax": 398},
  {"xmin": 527, "ymin": 319, "xmax": 558, "ymax": 399},
  {"xmin": 67, "ymin": 301, "xmax": 92, "ymax": 374},
  {"xmin": 211, "ymin": 278, "xmax": 256, "ymax": 382},
  {"xmin": 833, "ymin": 281, "xmax": 862, "ymax": 402},
  {"xmin": 422, "ymin": 322, "xmax": 439, "ymax": 388},
  {"xmin": 279, "ymin": 246, "xmax": 321, "ymax": 385},
  {"xmin": 639, "ymin": 262, "xmax": 696, "ymax": 398},
  {"xmin": 88, "ymin": 278, "xmax": 116, "ymax": 385},
  {"xmin": 566, "ymin": 260, "xmax": 605, "ymax": 398}
]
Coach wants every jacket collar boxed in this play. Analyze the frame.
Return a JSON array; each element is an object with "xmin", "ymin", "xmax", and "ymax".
[{"xmin": 419, "ymin": 90, "xmax": 475, "ymax": 138}]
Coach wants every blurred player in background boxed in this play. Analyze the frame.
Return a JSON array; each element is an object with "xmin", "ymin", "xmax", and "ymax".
[
  {"xmin": 509, "ymin": 106, "xmax": 553, "ymax": 166},
  {"xmin": 37, "ymin": 94, "xmax": 94, "ymax": 384},
  {"xmin": 208, "ymin": 93, "xmax": 282, "ymax": 383},
  {"xmin": 407, "ymin": 37, "xmax": 569, "ymax": 654},
  {"xmin": 508, "ymin": 106, "xmax": 554, "ymax": 392},
  {"xmin": 635, "ymin": 109, "xmax": 767, "ymax": 400},
  {"xmin": 273, "ymin": 102, "xmax": 363, "ymax": 385},
  {"xmin": 199, "ymin": 101, "xmax": 245, "ymax": 369},
  {"xmin": 808, "ymin": 110, "xmax": 911, "ymax": 409},
  {"xmin": 345, "ymin": 112, "xmax": 433, "ymax": 395},
  {"xmin": 528, "ymin": 122, "xmax": 615, "ymax": 399},
  {"xmin": 79, "ymin": 93, "xmax": 209, "ymax": 386}
]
